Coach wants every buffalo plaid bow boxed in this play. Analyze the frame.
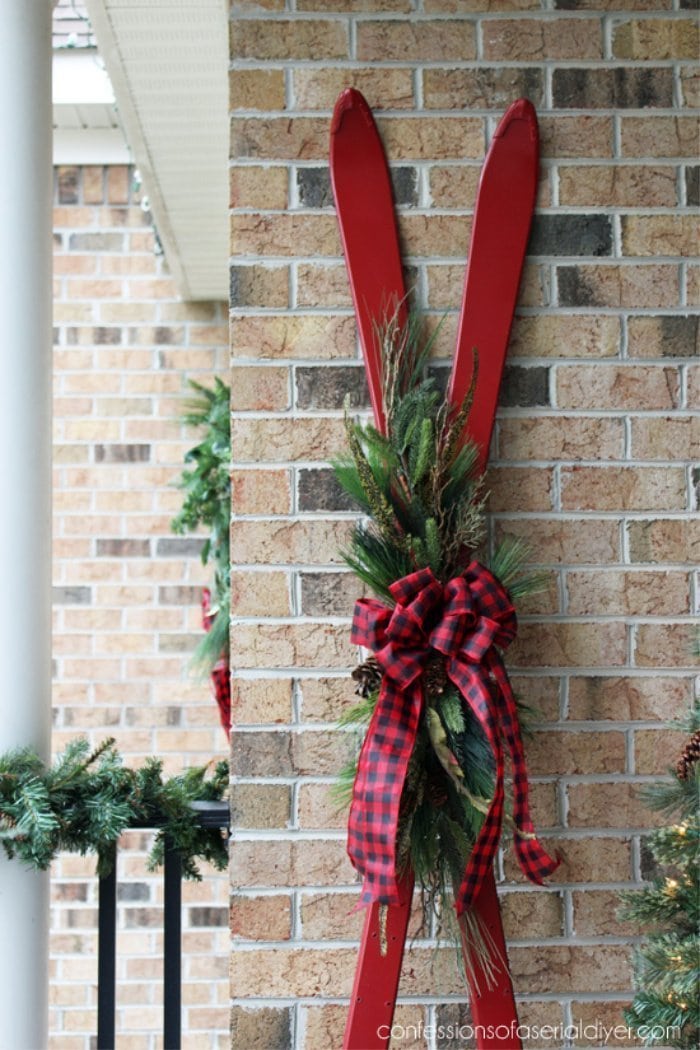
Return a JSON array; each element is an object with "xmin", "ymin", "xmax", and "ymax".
[{"xmin": 348, "ymin": 563, "xmax": 558, "ymax": 914}]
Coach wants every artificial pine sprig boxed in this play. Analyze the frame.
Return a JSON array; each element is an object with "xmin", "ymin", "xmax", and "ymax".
[
  {"xmin": 0, "ymin": 737, "xmax": 229, "ymax": 879},
  {"xmin": 333, "ymin": 312, "xmax": 545, "ymax": 955},
  {"xmin": 171, "ymin": 377, "xmax": 231, "ymax": 674}
]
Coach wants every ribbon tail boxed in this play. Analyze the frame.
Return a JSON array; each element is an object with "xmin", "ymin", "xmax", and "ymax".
[
  {"xmin": 448, "ymin": 666, "xmax": 506, "ymax": 915},
  {"xmin": 490, "ymin": 656, "xmax": 560, "ymax": 884},
  {"xmin": 346, "ymin": 677, "xmax": 423, "ymax": 907}
]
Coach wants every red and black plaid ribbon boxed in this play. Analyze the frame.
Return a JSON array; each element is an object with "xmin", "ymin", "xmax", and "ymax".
[
  {"xmin": 348, "ymin": 563, "xmax": 558, "ymax": 913},
  {"xmin": 202, "ymin": 588, "xmax": 231, "ymax": 739}
]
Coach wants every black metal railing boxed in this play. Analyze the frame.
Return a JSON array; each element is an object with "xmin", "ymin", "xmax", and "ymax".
[{"xmin": 96, "ymin": 800, "xmax": 230, "ymax": 1050}]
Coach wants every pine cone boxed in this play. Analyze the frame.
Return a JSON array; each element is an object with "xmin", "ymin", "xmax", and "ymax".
[
  {"xmin": 351, "ymin": 657, "xmax": 382, "ymax": 697},
  {"xmin": 676, "ymin": 728, "xmax": 700, "ymax": 780},
  {"xmin": 424, "ymin": 653, "xmax": 448, "ymax": 698}
]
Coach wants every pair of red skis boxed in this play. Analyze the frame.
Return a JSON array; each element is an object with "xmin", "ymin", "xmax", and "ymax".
[{"xmin": 330, "ymin": 91, "xmax": 540, "ymax": 1050}]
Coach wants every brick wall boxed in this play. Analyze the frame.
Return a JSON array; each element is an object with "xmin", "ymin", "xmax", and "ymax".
[
  {"xmin": 228, "ymin": 3, "xmax": 698, "ymax": 1047},
  {"xmin": 51, "ymin": 165, "xmax": 229, "ymax": 1049}
]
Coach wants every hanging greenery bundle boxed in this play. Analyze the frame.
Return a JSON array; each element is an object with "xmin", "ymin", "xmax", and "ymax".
[
  {"xmin": 0, "ymin": 737, "xmax": 229, "ymax": 879},
  {"xmin": 618, "ymin": 701, "xmax": 700, "ymax": 1049},
  {"xmin": 332, "ymin": 313, "xmax": 557, "ymax": 974},
  {"xmin": 171, "ymin": 377, "xmax": 231, "ymax": 675}
]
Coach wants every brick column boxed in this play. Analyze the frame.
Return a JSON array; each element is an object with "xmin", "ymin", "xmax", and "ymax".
[{"xmin": 229, "ymin": 3, "xmax": 698, "ymax": 1045}]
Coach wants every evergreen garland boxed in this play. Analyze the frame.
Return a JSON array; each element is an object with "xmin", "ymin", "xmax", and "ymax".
[
  {"xmin": 333, "ymin": 312, "xmax": 544, "ymax": 947},
  {"xmin": 171, "ymin": 377, "xmax": 231, "ymax": 673},
  {"xmin": 0, "ymin": 737, "xmax": 229, "ymax": 879},
  {"xmin": 618, "ymin": 702, "xmax": 700, "ymax": 1049}
]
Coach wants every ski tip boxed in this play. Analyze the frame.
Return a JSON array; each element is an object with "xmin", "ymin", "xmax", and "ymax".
[
  {"xmin": 330, "ymin": 87, "xmax": 373, "ymax": 135},
  {"xmin": 494, "ymin": 98, "xmax": 538, "ymax": 143}
]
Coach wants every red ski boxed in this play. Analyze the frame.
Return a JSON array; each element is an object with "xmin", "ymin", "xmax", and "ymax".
[{"xmin": 330, "ymin": 89, "xmax": 539, "ymax": 1050}]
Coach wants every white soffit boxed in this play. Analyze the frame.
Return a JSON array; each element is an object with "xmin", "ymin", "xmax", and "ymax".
[
  {"xmin": 84, "ymin": 0, "xmax": 229, "ymax": 301},
  {"xmin": 53, "ymin": 49, "xmax": 129, "ymax": 164}
]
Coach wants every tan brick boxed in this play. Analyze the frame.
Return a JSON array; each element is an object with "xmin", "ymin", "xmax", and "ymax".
[
  {"xmin": 557, "ymin": 364, "xmax": 680, "ymax": 410},
  {"xmin": 357, "ymin": 19, "xmax": 476, "ymax": 61},
  {"xmin": 231, "ymin": 784, "xmax": 291, "ymax": 830},
  {"xmin": 613, "ymin": 18, "xmax": 699, "ymax": 60},
  {"xmin": 424, "ymin": 0, "xmax": 540, "ymax": 7},
  {"xmin": 567, "ymin": 569, "xmax": 689, "ymax": 617},
  {"xmin": 230, "ymin": 365, "xmax": 290, "ymax": 411},
  {"xmin": 483, "ymin": 18, "xmax": 601, "ymax": 60},
  {"xmin": 230, "ymin": 315, "xmax": 354, "ymax": 361},
  {"xmin": 571, "ymin": 1002, "xmax": 639, "ymax": 1046},
  {"xmin": 231, "ymin": 677, "xmax": 293, "ymax": 725},
  {"xmin": 230, "ymin": 213, "xmax": 340, "ymax": 256},
  {"xmin": 229, "ymin": 69, "xmax": 286, "ymax": 111},
  {"xmin": 399, "ymin": 214, "xmax": 471, "ymax": 258},
  {"xmin": 231, "ymin": 469, "xmax": 291, "ymax": 515},
  {"xmin": 299, "ymin": 676, "xmax": 357, "ymax": 722},
  {"xmin": 428, "ymin": 165, "xmax": 482, "ymax": 209},
  {"xmin": 229, "ymin": 264, "xmax": 289, "ymax": 308},
  {"xmin": 622, "ymin": 215, "xmax": 698, "ymax": 258},
  {"xmin": 635, "ymin": 728, "xmax": 688, "ymax": 774},
  {"xmin": 680, "ymin": 64, "xmax": 700, "ymax": 107},
  {"xmin": 500, "ymin": 890, "xmax": 563, "ymax": 940},
  {"xmin": 293, "ymin": 67, "xmax": 414, "ymax": 110},
  {"xmin": 230, "ymin": 570, "xmax": 290, "ymax": 616},
  {"xmin": 568, "ymin": 674, "xmax": 692, "ymax": 721},
  {"xmin": 495, "ymin": 518, "xmax": 620, "ymax": 565},
  {"xmin": 686, "ymin": 265, "xmax": 700, "ymax": 306},
  {"xmin": 298, "ymin": 783, "xmax": 346, "ymax": 831},
  {"xmin": 232, "ymin": 839, "xmax": 355, "ymax": 889},
  {"xmin": 233, "ymin": 623, "xmax": 353, "ymax": 670},
  {"xmin": 487, "ymin": 466, "xmax": 553, "ymax": 512},
  {"xmin": 229, "ymin": 166, "xmax": 288, "ymax": 210},
  {"xmin": 292, "ymin": 729, "xmax": 352, "ymax": 776},
  {"xmin": 511, "ymin": 675, "xmax": 561, "ymax": 723},
  {"xmin": 631, "ymin": 416, "xmax": 699, "ymax": 460},
  {"xmin": 303, "ymin": 1005, "xmax": 427, "ymax": 1050},
  {"xmin": 567, "ymin": 782, "xmax": 665, "ymax": 828},
  {"xmin": 230, "ymin": 416, "xmax": 344, "ymax": 462},
  {"xmin": 628, "ymin": 518, "xmax": 699, "ymax": 564},
  {"xmin": 423, "ymin": 66, "xmax": 542, "ymax": 111},
  {"xmin": 230, "ymin": 1006, "xmax": 291, "ymax": 1050},
  {"xmin": 559, "ymin": 263, "xmax": 679, "ymax": 309},
  {"xmin": 540, "ymin": 116, "xmax": 613, "ymax": 159},
  {"xmin": 510, "ymin": 622, "xmax": 627, "ymax": 669},
  {"xmin": 560, "ymin": 466, "xmax": 686, "ymax": 511},
  {"xmin": 620, "ymin": 116, "xmax": 698, "ymax": 158},
  {"xmin": 558, "ymin": 164, "xmax": 677, "ymax": 208},
  {"xmin": 509, "ymin": 314, "xmax": 620, "ymax": 359},
  {"xmin": 231, "ymin": 116, "xmax": 330, "ymax": 161},
  {"xmin": 573, "ymin": 890, "xmax": 638, "ymax": 937},
  {"xmin": 231, "ymin": 19, "xmax": 348, "ymax": 61},
  {"xmin": 628, "ymin": 315, "xmax": 699, "ymax": 359},
  {"xmin": 528, "ymin": 729, "xmax": 626, "ymax": 775},
  {"xmin": 297, "ymin": 264, "xmax": 353, "ymax": 308},
  {"xmin": 379, "ymin": 117, "xmax": 484, "ymax": 162},
  {"xmin": 635, "ymin": 623, "xmax": 699, "ymax": 668},
  {"xmin": 230, "ymin": 894, "xmax": 292, "ymax": 940},
  {"xmin": 299, "ymin": 892, "xmax": 364, "ymax": 939},
  {"xmin": 498, "ymin": 417, "xmax": 624, "ymax": 462}
]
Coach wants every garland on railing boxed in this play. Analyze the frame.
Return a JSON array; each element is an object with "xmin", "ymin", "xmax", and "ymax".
[
  {"xmin": 333, "ymin": 313, "xmax": 558, "ymax": 972},
  {"xmin": 0, "ymin": 737, "xmax": 229, "ymax": 878}
]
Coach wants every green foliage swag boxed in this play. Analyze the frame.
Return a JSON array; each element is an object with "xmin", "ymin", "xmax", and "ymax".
[
  {"xmin": 332, "ymin": 312, "xmax": 542, "ymax": 955},
  {"xmin": 171, "ymin": 377, "xmax": 231, "ymax": 674},
  {"xmin": 618, "ymin": 702, "xmax": 700, "ymax": 1049},
  {"xmin": 0, "ymin": 737, "xmax": 229, "ymax": 879}
]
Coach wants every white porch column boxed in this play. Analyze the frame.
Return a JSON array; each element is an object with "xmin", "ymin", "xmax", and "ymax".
[{"xmin": 0, "ymin": 3, "xmax": 53, "ymax": 1047}]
